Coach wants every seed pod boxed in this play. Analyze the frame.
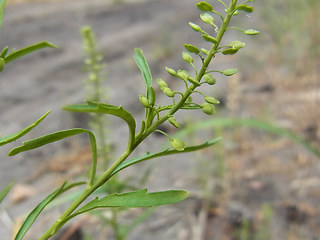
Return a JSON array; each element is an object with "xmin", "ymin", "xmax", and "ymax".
[
  {"xmin": 184, "ymin": 44, "xmax": 200, "ymax": 54},
  {"xmin": 205, "ymin": 96, "xmax": 220, "ymax": 104},
  {"xmin": 165, "ymin": 67, "xmax": 177, "ymax": 76},
  {"xmin": 201, "ymin": 102, "xmax": 216, "ymax": 115},
  {"xmin": 182, "ymin": 51, "xmax": 193, "ymax": 64},
  {"xmin": 203, "ymin": 74, "xmax": 216, "ymax": 85},
  {"xmin": 0, "ymin": 58, "xmax": 5, "ymax": 72},
  {"xmin": 149, "ymin": 86, "xmax": 156, "ymax": 106},
  {"xmin": 139, "ymin": 95, "xmax": 152, "ymax": 108},
  {"xmin": 189, "ymin": 22, "xmax": 202, "ymax": 32},
  {"xmin": 222, "ymin": 48, "xmax": 239, "ymax": 55},
  {"xmin": 157, "ymin": 78, "xmax": 168, "ymax": 88},
  {"xmin": 244, "ymin": 29, "xmax": 259, "ymax": 35},
  {"xmin": 162, "ymin": 87, "xmax": 175, "ymax": 98},
  {"xmin": 169, "ymin": 117, "xmax": 181, "ymax": 128},
  {"xmin": 221, "ymin": 68, "xmax": 238, "ymax": 76},
  {"xmin": 170, "ymin": 138, "xmax": 186, "ymax": 151},
  {"xmin": 196, "ymin": 2, "xmax": 213, "ymax": 12},
  {"xmin": 230, "ymin": 40, "xmax": 246, "ymax": 50},
  {"xmin": 201, "ymin": 34, "xmax": 218, "ymax": 44}
]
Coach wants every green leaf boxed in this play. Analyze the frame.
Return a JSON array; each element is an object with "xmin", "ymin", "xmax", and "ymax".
[
  {"xmin": 243, "ymin": 29, "xmax": 259, "ymax": 35},
  {"xmin": 63, "ymin": 102, "xmax": 136, "ymax": 149},
  {"xmin": 0, "ymin": 181, "xmax": 13, "ymax": 204},
  {"xmin": 0, "ymin": 46, "xmax": 8, "ymax": 58},
  {"xmin": 0, "ymin": 111, "xmax": 50, "ymax": 147},
  {"xmin": 134, "ymin": 48, "xmax": 153, "ymax": 101},
  {"xmin": 236, "ymin": 5, "xmax": 254, "ymax": 13},
  {"xmin": 0, "ymin": 0, "xmax": 7, "ymax": 29},
  {"xmin": 14, "ymin": 181, "xmax": 84, "ymax": 240},
  {"xmin": 9, "ymin": 128, "xmax": 92, "ymax": 156},
  {"xmin": 196, "ymin": 1, "xmax": 213, "ymax": 12},
  {"xmin": 173, "ymin": 118, "xmax": 320, "ymax": 159},
  {"xmin": 221, "ymin": 68, "xmax": 238, "ymax": 76},
  {"xmin": 4, "ymin": 42, "xmax": 58, "ymax": 64},
  {"xmin": 66, "ymin": 189, "xmax": 188, "ymax": 221},
  {"xmin": 111, "ymin": 138, "xmax": 221, "ymax": 177}
]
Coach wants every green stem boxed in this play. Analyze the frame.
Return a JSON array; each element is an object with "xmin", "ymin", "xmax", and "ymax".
[{"xmin": 39, "ymin": 2, "xmax": 238, "ymax": 239}]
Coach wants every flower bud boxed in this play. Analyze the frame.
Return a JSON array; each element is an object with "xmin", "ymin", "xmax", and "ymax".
[
  {"xmin": 162, "ymin": 87, "xmax": 175, "ymax": 98},
  {"xmin": 149, "ymin": 86, "xmax": 156, "ymax": 106},
  {"xmin": 205, "ymin": 96, "xmax": 220, "ymax": 104},
  {"xmin": 189, "ymin": 22, "xmax": 202, "ymax": 32},
  {"xmin": 203, "ymin": 74, "xmax": 216, "ymax": 85},
  {"xmin": 139, "ymin": 95, "xmax": 152, "ymax": 108},
  {"xmin": 157, "ymin": 78, "xmax": 168, "ymax": 88},
  {"xmin": 170, "ymin": 138, "xmax": 186, "ymax": 151},
  {"xmin": 177, "ymin": 70, "xmax": 189, "ymax": 81},
  {"xmin": 165, "ymin": 67, "xmax": 177, "ymax": 76},
  {"xmin": 169, "ymin": 117, "xmax": 181, "ymax": 128},
  {"xmin": 201, "ymin": 103, "xmax": 216, "ymax": 115},
  {"xmin": 182, "ymin": 51, "xmax": 193, "ymax": 64}
]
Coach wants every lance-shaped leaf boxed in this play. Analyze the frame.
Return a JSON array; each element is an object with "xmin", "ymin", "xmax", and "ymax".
[
  {"xmin": 8, "ymin": 128, "xmax": 98, "ymax": 184},
  {"xmin": 0, "ymin": 0, "xmax": 7, "ymax": 29},
  {"xmin": 14, "ymin": 181, "xmax": 85, "ymax": 240},
  {"xmin": 0, "ymin": 111, "xmax": 50, "ymax": 147},
  {"xmin": 0, "ymin": 181, "xmax": 13, "ymax": 204},
  {"xmin": 63, "ymin": 189, "xmax": 188, "ymax": 223},
  {"xmin": 63, "ymin": 102, "xmax": 136, "ymax": 149},
  {"xmin": 134, "ymin": 48, "xmax": 152, "ymax": 101},
  {"xmin": 4, "ymin": 42, "xmax": 58, "ymax": 64},
  {"xmin": 111, "ymin": 138, "xmax": 221, "ymax": 177}
]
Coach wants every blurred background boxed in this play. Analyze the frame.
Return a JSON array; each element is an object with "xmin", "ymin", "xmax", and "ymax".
[{"xmin": 0, "ymin": 0, "xmax": 319, "ymax": 239}]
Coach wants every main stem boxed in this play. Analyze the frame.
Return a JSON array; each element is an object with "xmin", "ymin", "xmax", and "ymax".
[{"xmin": 39, "ymin": 2, "xmax": 237, "ymax": 239}]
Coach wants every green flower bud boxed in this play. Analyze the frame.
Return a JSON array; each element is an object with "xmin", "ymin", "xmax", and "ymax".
[
  {"xmin": 139, "ymin": 95, "xmax": 152, "ymax": 108},
  {"xmin": 196, "ymin": 2, "xmax": 213, "ymax": 12},
  {"xmin": 184, "ymin": 44, "xmax": 200, "ymax": 54},
  {"xmin": 165, "ymin": 67, "xmax": 177, "ymax": 76},
  {"xmin": 162, "ymin": 87, "xmax": 175, "ymax": 98},
  {"xmin": 200, "ymin": 13, "xmax": 215, "ymax": 25},
  {"xmin": 182, "ymin": 51, "xmax": 193, "ymax": 64},
  {"xmin": 170, "ymin": 138, "xmax": 186, "ymax": 151},
  {"xmin": 221, "ymin": 68, "xmax": 238, "ymax": 76},
  {"xmin": 0, "ymin": 58, "xmax": 5, "ymax": 72},
  {"xmin": 189, "ymin": 22, "xmax": 202, "ymax": 32},
  {"xmin": 230, "ymin": 40, "xmax": 246, "ymax": 50},
  {"xmin": 177, "ymin": 70, "xmax": 189, "ymax": 81},
  {"xmin": 201, "ymin": 102, "xmax": 216, "ymax": 115},
  {"xmin": 205, "ymin": 96, "xmax": 220, "ymax": 104},
  {"xmin": 149, "ymin": 86, "xmax": 156, "ymax": 106},
  {"xmin": 169, "ymin": 117, "xmax": 181, "ymax": 128},
  {"xmin": 203, "ymin": 74, "xmax": 216, "ymax": 85},
  {"xmin": 157, "ymin": 78, "xmax": 168, "ymax": 88},
  {"xmin": 243, "ymin": 29, "xmax": 259, "ymax": 35}
]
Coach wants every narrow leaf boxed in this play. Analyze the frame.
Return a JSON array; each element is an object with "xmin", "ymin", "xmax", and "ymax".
[
  {"xmin": 134, "ymin": 48, "xmax": 152, "ymax": 101},
  {"xmin": 4, "ymin": 42, "xmax": 58, "ymax": 64},
  {"xmin": 0, "ymin": 0, "xmax": 7, "ymax": 28},
  {"xmin": 111, "ymin": 138, "xmax": 221, "ymax": 177},
  {"xmin": 14, "ymin": 182, "xmax": 84, "ymax": 240},
  {"xmin": 0, "ymin": 111, "xmax": 50, "ymax": 147},
  {"xmin": 0, "ymin": 181, "xmax": 13, "ymax": 204},
  {"xmin": 0, "ymin": 46, "xmax": 8, "ymax": 58},
  {"xmin": 63, "ymin": 102, "xmax": 136, "ymax": 149},
  {"xmin": 173, "ymin": 118, "xmax": 320, "ymax": 159},
  {"xmin": 67, "ymin": 189, "xmax": 188, "ymax": 221}
]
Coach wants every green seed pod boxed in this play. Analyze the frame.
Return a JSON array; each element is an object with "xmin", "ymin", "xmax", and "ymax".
[
  {"xmin": 200, "ymin": 13, "xmax": 215, "ymax": 25},
  {"xmin": 177, "ymin": 70, "xmax": 189, "ymax": 81},
  {"xmin": 157, "ymin": 78, "xmax": 168, "ymax": 88},
  {"xmin": 203, "ymin": 74, "xmax": 216, "ymax": 85},
  {"xmin": 189, "ymin": 22, "xmax": 202, "ymax": 32},
  {"xmin": 170, "ymin": 138, "xmax": 186, "ymax": 151},
  {"xmin": 149, "ymin": 86, "xmax": 156, "ymax": 106},
  {"xmin": 0, "ymin": 58, "xmax": 5, "ymax": 72},
  {"xmin": 237, "ymin": 5, "xmax": 254, "ymax": 13},
  {"xmin": 201, "ymin": 34, "xmax": 218, "ymax": 44},
  {"xmin": 205, "ymin": 96, "xmax": 220, "ymax": 104},
  {"xmin": 230, "ymin": 40, "xmax": 246, "ymax": 50},
  {"xmin": 221, "ymin": 68, "xmax": 238, "ymax": 76},
  {"xmin": 182, "ymin": 51, "xmax": 193, "ymax": 64},
  {"xmin": 222, "ymin": 48, "xmax": 239, "ymax": 55},
  {"xmin": 201, "ymin": 102, "xmax": 216, "ymax": 115},
  {"xmin": 162, "ymin": 87, "xmax": 175, "ymax": 98},
  {"xmin": 165, "ymin": 67, "xmax": 177, "ymax": 76},
  {"xmin": 139, "ymin": 95, "xmax": 152, "ymax": 108},
  {"xmin": 244, "ymin": 29, "xmax": 259, "ymax": 35},
  {"xmin": 169, "ymin": 117, "xmax": 181, "ymax": 128}
]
